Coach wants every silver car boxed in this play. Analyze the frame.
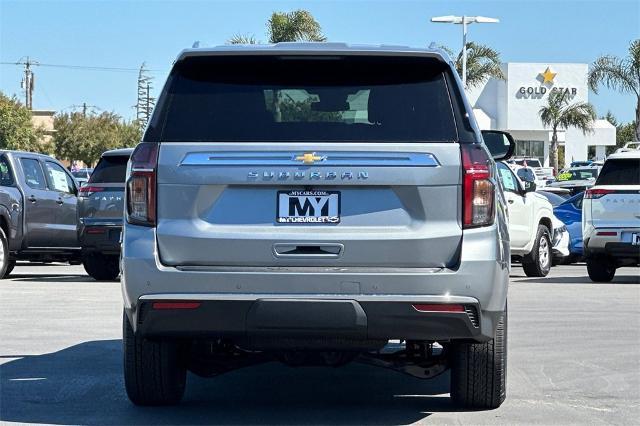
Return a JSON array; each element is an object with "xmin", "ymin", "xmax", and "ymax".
[{"xmin": 121, "ymin": 43, "xmax": 514, "ymax": 409}]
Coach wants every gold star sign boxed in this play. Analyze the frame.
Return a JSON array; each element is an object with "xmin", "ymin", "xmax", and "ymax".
[{"xmin": 540, "ymin": 67, "xmax": 557, "ymax": 84}]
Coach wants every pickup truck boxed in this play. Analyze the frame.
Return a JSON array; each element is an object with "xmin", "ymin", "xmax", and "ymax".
[
  {"xmin": 496, "ymin": 161, "xmax": 556, "ymax": 276},
  {"xmin": 0, "ymin": 150, "xmax": 81, "ymax": 278}
]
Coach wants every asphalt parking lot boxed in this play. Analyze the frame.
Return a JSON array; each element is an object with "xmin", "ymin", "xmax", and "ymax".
[{"xmin": 0, "ymin": 262, "xmax": 638, "ymax": 425}]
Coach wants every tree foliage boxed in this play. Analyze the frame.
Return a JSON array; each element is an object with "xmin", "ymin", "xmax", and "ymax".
[
  {"xmin": 227, "ymin": 34, "xmax": 258, "ymax": 45},
  {"xmin": 589, "ymin": 39, "xmax": 640, "ymax": 141},
  {"xmin": 539, "ymin": 90, "xmax": 596, "ymax": 172},
  {"xmin": 603, "ymin": 111, "xmax": 637, "ymax": 154},
  {"xmin": 228, "ymin": 9, "xmax": 326, "ymax": 44},
  {"xmin": 0, "ymin": 92, "xmax": 47, "ymax": 153},
  {"xmin": 54, "ymin": 112, "xmax": 141, "ymax": 166},
  {"xmin": 441, "ymin": 42, "xmax": 505, "ymax": 88},
  {"xmin": 267, "ymin": 10, "xmax": 326, "ymax": 43}
]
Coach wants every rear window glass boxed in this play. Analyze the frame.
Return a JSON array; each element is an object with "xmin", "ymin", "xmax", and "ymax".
[
  {"xmin": 596, "ymin": 158, "xmax": 640, "ymax": 185},
  {"xmin": 89, "ymin": 155, "xmax": 129, "ymax": 183},
  {"xmin": 514, "ymin": 159, "xmax": 542, "ymax": 168},
  {"xmin": 145, "ymin": 55, "xmax": 458, "ymax": 143},
  {"xmin": 0, "ymin": 155, "xmax": 14, "ymax": 186}
]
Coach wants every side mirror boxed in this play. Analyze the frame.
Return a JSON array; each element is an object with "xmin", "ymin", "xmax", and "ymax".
[
  {"xmin": 523, "ymin": 180, "xmax": 537, "ymax": 193},
  {"xmin": 481, "ymin": 130, "xmax": 516, "ymax": 161}
]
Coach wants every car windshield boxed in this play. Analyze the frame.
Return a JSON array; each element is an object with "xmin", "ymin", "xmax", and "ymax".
[
  {"xmin": 556, "ymin": 168, "xmax": 598, "ymax": 181},
  {"xmin": 596, "ymin": 158, "xmax": 640, "ymax": 185},
  {"xmin": 72, "ymin": 170, "xmax": 90, "ymax": 178},
  {"xmin": 145, "ymin": 55, "xmax": 459, "ymax": 143}
]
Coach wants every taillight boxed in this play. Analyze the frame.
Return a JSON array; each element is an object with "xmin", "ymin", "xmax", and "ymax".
[
  {"xmin": 78, "ymin": 186, "xmax": 104, "ymax": 197},
  {"xmin": 126, "ymin": 142, "xmax": 159, "ymax": 226},
  {"xmin": 461, "ymin": 144, "xmax": 494, "ymax": 228},
  {"xmin": 584, "ymin": 188, "xmax": 613, "ymax": 199}
]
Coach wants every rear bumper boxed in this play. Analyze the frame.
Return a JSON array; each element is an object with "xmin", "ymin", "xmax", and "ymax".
[
  {"xmin": 79, "ymin": 219, "xmax": 122, "ymax": 254},
  {"xmin": 134, "ymin": 297, "xmax": 493, "ymax": 349},
  {"xmin": 584, "ymin": 227, "xmax": 640, "ymax": 262},
  {"xmin": 122, "ymin": 224, "xmax": 510, "ymax": 344}
]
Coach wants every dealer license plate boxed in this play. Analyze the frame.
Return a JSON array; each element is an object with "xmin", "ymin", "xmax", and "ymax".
[{"xmin": 277, "ymin": 190, "xmax": 340, "ymax": 224}]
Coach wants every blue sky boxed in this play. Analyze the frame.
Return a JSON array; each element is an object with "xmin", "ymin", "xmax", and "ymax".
[{"xmin": 1, "ymin": 0, "xmax": 638, "ymax": 123}]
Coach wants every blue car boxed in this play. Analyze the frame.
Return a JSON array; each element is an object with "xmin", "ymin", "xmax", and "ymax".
[{"xmin": 553, "ymin": 192, "xmax": 585, "ymax": 263}]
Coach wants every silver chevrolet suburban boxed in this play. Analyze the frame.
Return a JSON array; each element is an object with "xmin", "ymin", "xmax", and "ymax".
[{"xmin": 121, "ymin": 43, "xmax": 515, "ymax": 409}]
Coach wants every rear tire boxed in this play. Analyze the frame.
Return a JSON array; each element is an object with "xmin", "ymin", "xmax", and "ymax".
[
  {"xmin": 586, "ymin": 256, "xmax": 616, "ymax": 282},
  {"xmin": 0, "ymin": 227, "xmax": 9, "ymax": 279},
  {"xmin": 522, "ymin": 225, "xmax": 551, "ymax": 277},
  {"xmin": 450, "ymin": 309, "xmax": 507, "ymax": 409},
  {"xmin": 123, "ymin": 311, "xmax": 187, "ymax": 406},
  {"xmin": 83, "ymin": 253, "xmax": 120, "ymax": 281},
  {"xmin": 4, "ymin": 259, "xmax": 15, "ymax": 277}
]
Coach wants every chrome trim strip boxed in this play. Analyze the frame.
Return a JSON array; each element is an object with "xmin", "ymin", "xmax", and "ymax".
[
  {"xmin": 140, "ymin": 293, "xmax": 478, "ymax": 304},
  {"xmin": 180, "ymin": 151, "xmax": 440, "ymax": 167}
]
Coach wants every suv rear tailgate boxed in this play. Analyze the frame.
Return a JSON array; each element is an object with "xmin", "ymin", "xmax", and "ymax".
[{"xmin": 156, "ymin": 143, "xmax": 462, "ymax": 268}]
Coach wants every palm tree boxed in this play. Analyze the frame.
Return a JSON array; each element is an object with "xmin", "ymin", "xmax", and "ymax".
[
  {"xmin": 539, "ymin": 90, "xmax": 596, "ymax": 172},
  {"xmin": 228, "ymin": 9, "xmax": 326, "ymax": 44},
  {"xmin": 267, "ymin": 10, "xmax": 326, "ymax": 43},
  {"xmin": 227, "ymin": 34, "xmax": 258, "ymax": 45},
  {"xmin": 588, "ymin": 39, "xmax": 640, "ymax": 141},
  {"xmin": 442, "ymin": 42, "xmax": 505, "ymax": 88}
]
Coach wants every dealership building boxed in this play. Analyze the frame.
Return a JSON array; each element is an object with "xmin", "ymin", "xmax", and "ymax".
[{"xmin": 467, "ymin": 63, "xmax": 616, "ymax": 167}]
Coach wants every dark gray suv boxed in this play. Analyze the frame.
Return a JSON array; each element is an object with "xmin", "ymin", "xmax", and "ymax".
[
  {"xmin": 121, "ymin": 43, "xmax": 514, "ymax": 409},
  {"xmin": 78, "ymin": 148, "xmax": 132, "ymax": 280}
]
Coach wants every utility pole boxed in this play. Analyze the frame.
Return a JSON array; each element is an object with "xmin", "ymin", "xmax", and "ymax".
[
  {"xmin": 136, "ymin": 62, "xmax": 155, "ymax": 126},
  {"xmin": 19, "ymin": 56, "xmax": 38, "ymax": 110},
  {"xmin": 70, "ymin": 103, "xmax": 98, "ymax": 116}
]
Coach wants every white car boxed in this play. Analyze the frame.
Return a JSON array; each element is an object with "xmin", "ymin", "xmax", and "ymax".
[
  {"xmin": 615, "ymin": 141, "xmax": 640, "ymax": 153},
  {"xmin": 497, "ymin": 162, "xmax": 556, "ymax": 276},
  {"xmin": 507, "ymin": 157, "xmax": 555, "ymax": 186},
  {"xmin": 582, "ymin": 151, "xmax": 640, "ymax": 282}
]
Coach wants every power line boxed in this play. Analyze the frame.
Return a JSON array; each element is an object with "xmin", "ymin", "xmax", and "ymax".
[{"xmin": 1, "ymin": 61, "xmax": 165, "ymax": 74}]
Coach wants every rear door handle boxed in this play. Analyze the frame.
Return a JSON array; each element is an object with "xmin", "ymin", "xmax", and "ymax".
[
  {"xmin": 273, "ymin": 243, "xmax": 344, "ymax": 258},
  {"xmin": 27, "ymin": 195, "xmax": 37, "ymax": 203},
  {"xmin": 56, "ymin": 198, "xmax": 64, "ymax": 205},
  {"xmin": 508, "ymin": 199, "xmax": 514, "ymax": 204}
]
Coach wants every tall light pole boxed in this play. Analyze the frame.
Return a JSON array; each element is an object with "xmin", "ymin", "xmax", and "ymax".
[{"xmin": 431, "ymin": 15, "xmax": 499, "ymax": 87}]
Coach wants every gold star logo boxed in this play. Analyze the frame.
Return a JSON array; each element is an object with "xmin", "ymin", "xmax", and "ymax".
[
  {"xmin": 295, "ymin": 152, "xmax": 325, "ymax": 164},
  {"xmin": 540, "ymin": 67, "xmax": 557, "ymax": 84}
]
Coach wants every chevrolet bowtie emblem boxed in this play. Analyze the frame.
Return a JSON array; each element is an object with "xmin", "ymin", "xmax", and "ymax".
[{"xmin": 295, "ymin": 152, "xmax": 326, "ymax": 164}]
